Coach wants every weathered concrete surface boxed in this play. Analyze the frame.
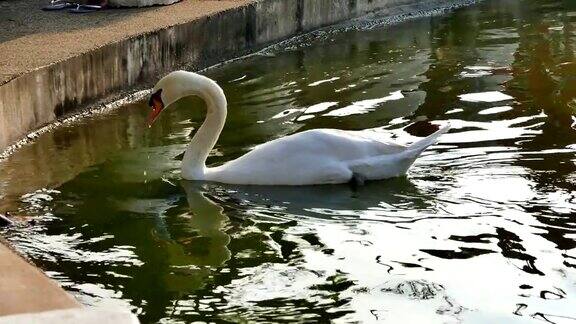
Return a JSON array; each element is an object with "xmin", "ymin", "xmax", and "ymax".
[
  {"xmin": 0, "ymin": 0, "xmax": 476, "ymax": 153},
  {"xmin": 0, "ymin": 308, "xmax": 139, "ymax": 324},
  {"xmin": 0, "ymin": 0, "xmax": 251, "ymax": 84},
  {"xmin": 0, "ymin": 242, "xmax": 80, "ymax": 315}
]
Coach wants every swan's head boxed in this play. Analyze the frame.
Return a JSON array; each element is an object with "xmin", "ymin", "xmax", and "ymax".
[{"xmin": 147, "ymin": 70, "xmax": 221, "ymax": 127}]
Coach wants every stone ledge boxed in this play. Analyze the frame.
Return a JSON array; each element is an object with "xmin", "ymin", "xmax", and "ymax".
[
  {"xmin": 0, "ymin": 242, "xmax": 80, "ymax": 316},
  {"xmin": 0, "ymin": 307, "xmax": 139, "ymax": 324}
]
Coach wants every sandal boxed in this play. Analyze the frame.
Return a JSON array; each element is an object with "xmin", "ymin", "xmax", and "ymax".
[
  {"xmin": 42, "ymin": 0, "xmax": 76, "ymax": 11},
  {"xmin": 68, "ymin": 3, "xmax": 104, "ymax": 13}
]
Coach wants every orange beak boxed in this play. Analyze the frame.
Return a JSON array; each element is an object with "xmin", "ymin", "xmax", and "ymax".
[
  {"xmin": 147, "ymin": 89, "xmax": 164, "ymax": 127},
  {"xmin": 147, "ymin": 99, "xmax": 164, "ymax": 127}
]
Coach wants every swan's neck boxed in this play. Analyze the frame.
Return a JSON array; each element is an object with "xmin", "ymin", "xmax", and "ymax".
[{"xmin": 181, "ymin": 82, "xmax": 227, "ymax": 180}]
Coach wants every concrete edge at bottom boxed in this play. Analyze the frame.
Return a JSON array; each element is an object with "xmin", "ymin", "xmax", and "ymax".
[
  {"xmin": 0, "ymin": 307, "xmax": 140, "ymax": 324},
  {"xmin": 0, "ymin": 242, "xmax": 80, "ymax": 316},
  {"xmin": 0, "ymin": 240, "xmax": 141, "ymax": 322}
]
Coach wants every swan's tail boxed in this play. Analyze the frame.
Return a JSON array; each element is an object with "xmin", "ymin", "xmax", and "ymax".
[
  {"xmin": 406, "ymin": 123, "xmax": 451, "ymax": 153},
  {"xmin": 393, "ymin": 123, "xmax": 450, "ymax": 173},
  {"xmin": 348, "ymin": 123, "xmax": 450, "ymax": 180}
]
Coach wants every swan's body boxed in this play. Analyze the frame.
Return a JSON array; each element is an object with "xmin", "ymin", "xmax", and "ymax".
[
  {"xmin": 148, "ymin": 71, "xmax": 449, "ymax": 186},
  {"xmin": 204, "ymin": 128, "xmax": 446, "ymax": 185}
]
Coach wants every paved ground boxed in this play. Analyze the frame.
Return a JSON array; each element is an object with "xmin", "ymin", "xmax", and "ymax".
[
  {"xmin": 0, "ymin": 241, "xmax": 80, "ymax": 315},
  {"xmin": 0, "ymin": 0, "xmax": 252, "ymax": 84}
]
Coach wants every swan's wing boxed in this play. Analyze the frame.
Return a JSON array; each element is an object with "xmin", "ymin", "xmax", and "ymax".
[
  {"xmin": 247, "ymin": 128, "xmax": 405, "ymax": 155},
  {"xmin": 330, "ymin": 129, "xmax": 408, "ymax": 154}
]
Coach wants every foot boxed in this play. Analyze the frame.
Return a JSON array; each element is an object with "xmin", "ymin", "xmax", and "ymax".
[{"xmin": 348, "ymin": 172, "xmax": 366, "ymax": 190}]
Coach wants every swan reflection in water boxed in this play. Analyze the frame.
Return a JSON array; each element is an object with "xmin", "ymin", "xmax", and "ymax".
[
  {"xmin": 183, "ymin": 176, "xmax": 432, "ymax": 223},
  {"xmin": 164, "ymin": 175, "xmax": 430, "ymax": 270},
  {"xmin": 158, "ymin": 176, "xmax": 432, "ymax": 296},
  {"xmin": 158, "ymin": 181, "xmax": 231, "ymax": 292}
]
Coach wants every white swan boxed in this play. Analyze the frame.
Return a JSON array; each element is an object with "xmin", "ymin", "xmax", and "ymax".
[{"xmin": 148, "ymin": 71, "xmax": 449, "ymax": 185}]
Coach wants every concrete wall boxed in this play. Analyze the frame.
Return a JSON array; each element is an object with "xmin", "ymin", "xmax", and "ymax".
[{"xmin": 0, "ymin": 0, "xmax": 466, "ymax": 152}]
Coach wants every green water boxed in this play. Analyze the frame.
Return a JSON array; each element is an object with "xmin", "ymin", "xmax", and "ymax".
[{"xmin": 1, "ymin": 0, "xmax": 576, "ymax": 322}]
